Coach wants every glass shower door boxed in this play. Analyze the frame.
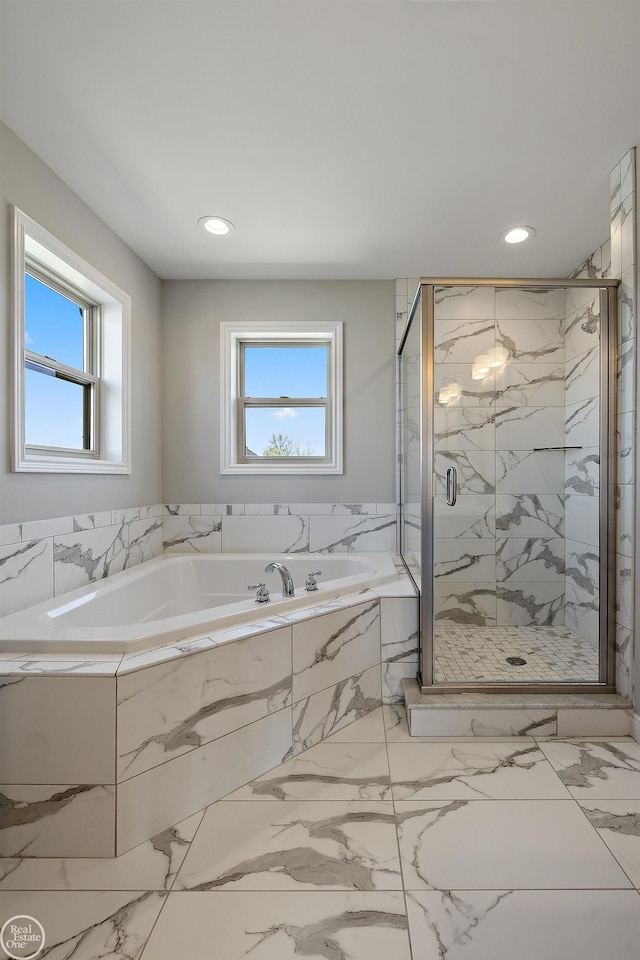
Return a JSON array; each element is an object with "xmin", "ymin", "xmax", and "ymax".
[{"xmin": 423, "ymin": 279, "xmax": 616, "ymax": 691}]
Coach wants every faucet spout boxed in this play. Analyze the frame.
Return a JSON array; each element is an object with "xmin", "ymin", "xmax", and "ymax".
[{"xmin": 265, "ymin": 562, "xmax": 295, "ymax": 597}]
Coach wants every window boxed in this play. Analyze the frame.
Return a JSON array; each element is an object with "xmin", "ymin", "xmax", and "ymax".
[
  {"xmin": 12, "ymin": 208, "xmax": 131, "ymax": 473},
  {"xmin": 220, "ymin": 322, "xmax": 343, "ymax": 474}
]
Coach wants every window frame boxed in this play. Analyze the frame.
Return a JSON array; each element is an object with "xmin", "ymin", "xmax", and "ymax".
[
  {"xmin": 11, "ymin": 207, "xmax": 131, "ymax": 474},
  {"xmin": 220, "ymin": 321, "xmax": 343, "ymax": 475}
]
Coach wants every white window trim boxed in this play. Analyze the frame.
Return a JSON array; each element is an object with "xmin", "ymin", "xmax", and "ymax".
[
  {"xmin": 11, "ymin": 207, "xmax": 131, "ymax": 474},
  {"xmin": 220, "ymin": 321, "xmax": 343, "ymax": 475}
]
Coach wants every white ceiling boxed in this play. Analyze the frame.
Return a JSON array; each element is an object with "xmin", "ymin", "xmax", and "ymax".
[{"xmin": 1, "ymin": 0, "xmax": 639, "ymax": 280}]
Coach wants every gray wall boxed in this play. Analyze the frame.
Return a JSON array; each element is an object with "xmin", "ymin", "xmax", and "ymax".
[
  {"xmin": 0, "ymin": 121, "xmax": 163, "ymax": 524},
  {"xmin": 161, "ymin": 279, "xmax": 396, "ymax": 503}
]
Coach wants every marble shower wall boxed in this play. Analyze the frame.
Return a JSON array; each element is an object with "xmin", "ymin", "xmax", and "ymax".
[
  {"xmin": 433, "ymin": 283, "xmax": 568, "ymax": 630},
  {"xmin": 610, "ymin": 148, "xmax": 636, "ymax": 701}
]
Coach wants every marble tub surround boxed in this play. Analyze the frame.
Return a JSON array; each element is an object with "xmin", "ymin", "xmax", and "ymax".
[
  {"xmin": 0, "ymin": 502, "xmax": 397, "ymax": 622},
  {"xmin": 0, "ymin": 584, "xmax": 421, "ymax": 857},
  {"xmin": 4, "ymin": 709, "xmax": 640, "ymax": 959},
  {"xmin": 0, "ymin": 504, "xmax": 163, "ymax": 619}
]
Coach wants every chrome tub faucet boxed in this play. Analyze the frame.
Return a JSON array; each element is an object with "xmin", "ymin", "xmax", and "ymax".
[{"xmin": 265, "ymin": 561, "xmax": 295, "ymax": 597}]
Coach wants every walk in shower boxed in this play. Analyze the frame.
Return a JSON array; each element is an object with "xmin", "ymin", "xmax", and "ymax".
[{"xmin": 399, "ymin": 279, "xmax": 619, "ymax": 693}]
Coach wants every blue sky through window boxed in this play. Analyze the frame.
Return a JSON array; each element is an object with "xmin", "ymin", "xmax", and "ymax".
[
  {"xmin": 24, "ymin": 273, "xmax": 87, "ymax": 449},
  {"xmin": 244, "ymin": 344, "xmax": 328, "ymax": 455}
]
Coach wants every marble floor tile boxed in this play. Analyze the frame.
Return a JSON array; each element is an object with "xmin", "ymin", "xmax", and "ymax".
[
  {"xmin": 141, "ymin": 890, "xmax": 411, "ymax": 960},
  {"xmin": 579, "ymin": 800, "xmax": 640, "ymax": 887},
  {"xmin": 0, "ymin": 890, "xmax": 166, "ymax": 960},
  {"xmin": 0, "ymin": 813, "xmax": 203, "ymax": 891},
  {"xmin": 226, "ymin": 742, "xmax": 392, "ymax": 801},
  {"xmin": 538, "ymin": 739, "xmax": 640, "ymax": 798},
  {"xmin": 323, "ymin": 707, "xmax": 386, "ymax": 742},
  {"xmin": 395, "ymin": 799, "xmax": 631, "ymax": 889},
  {"xmin": 174, "ymin": 800, "xmax": 401, "ymax": 891},
  {"xmin": 405, "ymin": 889, "xmax": 640, "ymax": 960},
  {"xmin": 388, "ymin": 742, "xmax": 570, "ymax": 799}
]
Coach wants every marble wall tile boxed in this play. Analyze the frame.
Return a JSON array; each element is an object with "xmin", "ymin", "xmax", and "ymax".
[
  {"xmin": 434, "ymin": 364, "xmax": 495, "ymax": 406},
  {"xmin": 495, "ymin": 362, "xmax": 564, "ymax": 407},
  {"xmin": 495, "ymin": 286, "xmax": 565, "ymax": 320},
  {"xmin": 565, "ymin": 539, "xmax": 600, "ymax": 597},
  {"xmin": 565, "ymin": 447, "xmax": 599, "ymax": 496},
  {"xmin": 0, "ymin": 676, "xmax": 115, "ymax": 784},
  {"xmin": 564, "ymin": 347, "xmax": 600, "ymax": 407},
  {"xmin": 565, "ymin": 583, "xmax": 599, "ymax": 648},
  {"xmin": 0, "ymin": 523, "xmax": 22, "ymax": 546},
  {"xmin": 565, "ymin": 495, "xmax": 600, "ymax": 547},
  {"xmin": 434, "ymin": 495, "xmax": 495, "ymax": 539},
  {"xmin": 496, "ymin": 538, "xmax": 564, "ymax": 583},
  {"xmin": 0, "ymin": 784, "xmax": 115, "ymax": 857},
  {"xmin": 556, "ymin": 709, "xmax": 630, "ymax": 737},
  {"xmin": 565, "ymin": 397, "xmax": 599, "ymax": 447},
  {"xmin": 619, "ymin": 265, "xmax": 635, "ymax": 343},
  {"xmin": 292, "ymin": 664, "xmax": 381, "ymax": 754},
  {"xmin": 615, "ymin": 484, "xmax": 636, "ymax": 557},
  {"xmin": 433, "ymin": 318, "xmax": 494, "ymax": 363},
  {"xmin": 496, "ymin": 581, "xmax": 564, "ymax": 626},
  {"xmin": 221, "ymin": 514, "xmax": 309, "ymax": 553},
  {"xmin": 0, "ymin": 538, "xmax": 53, "ymax": 617},
  {"xmin": 434, "ymin": 406, "xmax": 495, "ymax": 451},
  {"xmin": 292, "ymin": 599, "xmax": 380, "ymax": 703},
  {"xmin": 116, "ymin": 708, "xmax": 293, "ymax": 855},
  {"xmin": 616, "ymin": 553, "xmax": 633, "ymax": 630},
  {"xmin": 496, "ymin": 318, "xmax": 564, "ymax": 363},
  {"xmin": 163, "ymin": 503, "xmax": 201, "ymax": 516},
  {"xmin": 495, "ymin": 494, "xmax": 564, "ymax": 538},
  {"xmin": 433, "ymin": 539, "xmax": 496, "ymax": 583},
  {"xmin": 380, "ymin": 597, "xmax": 419, "ymax": 663},
  {"xmin": 620, "ymin": 148, "xmax": 635, "ymax": 200},
  {"xmin": 383, "ymin": 661, "xmax": 418, "ymax": 704},
  {"xmin": 617, "ymin": 410, "xmax": 635, "ymax": 484},
  {"xmin": 621, "ymin": 192, "xmax": 635, "ymax": 274},
  {"xmin": 200, "ymin": 503, "xmax": 244, "ymax": 515},
  {"xmin": 433, "ymin": 284, "xmax": 494, "ymax": 320},
  {"xmin": 21, "ymin": 516, "xmax": 73, "ymax": 540},
  {"xmin": 127, "ymin": 517, "xmax": 164, "ymax": 567},
  {"xmin": 53, "ymin": 523, "xmax": 128, "ymax": 595},
  {"xmin": 72, "ymin": 511, "xmax": 113, "ymax": 531},
  {"xmin": 564, "ymin": 294, "xmax": 600, "ymax": 360},
  {"xmin": 495, "ymin": 405, "xmax": 565, "ymax": 449},
  {"xmin": 118, "ymin": 627, "xmax": 292, "ymax": 780},
  {"xmin": 433, "ymin": 582, "xmax": 497, "ymax": 625},
  {"xmin": 616, "ymin": 337, "xmax": 635, "ymax": 415},
  {"xmin": 309, "ymin": 514, "xmax": 396, "ymax": 553},
  {"xmin": 616, "ymin": 624, "xmax": 633, "ymax": 701},
  {"xmin": 434, "ymin": 451, "xmax": 496, "ymax": 495},
  {"xmin": 565, "ymin": 284, "xmax": 601, "ymax": 316},
  {"xmin": 495, "ymin": 449, "xmax": 564, "ymax": 495},
  {"xmin": 163, "ymin": 515, "xmax": 223, "ymax": 553}
]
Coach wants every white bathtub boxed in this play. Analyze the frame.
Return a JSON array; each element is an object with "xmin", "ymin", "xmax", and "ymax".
[{"xmin": 0, "ymin": 552, "xmax": 397, "ymax": 655}]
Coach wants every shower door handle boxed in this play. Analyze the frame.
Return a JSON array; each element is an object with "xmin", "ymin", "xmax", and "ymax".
[{"xmin": 445, "ymin": 466, "xmax": 457, "ymax": 506}]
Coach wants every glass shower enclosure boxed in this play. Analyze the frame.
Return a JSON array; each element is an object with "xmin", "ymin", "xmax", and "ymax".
[{"xmin": 399, "ymin": 279, "xmax": 618, "ymax": 693}]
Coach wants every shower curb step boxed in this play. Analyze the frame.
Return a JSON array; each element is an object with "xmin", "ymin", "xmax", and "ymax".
[{"xmin": 402, "ymin": 679, "xmax": 632, "ymax": 738}]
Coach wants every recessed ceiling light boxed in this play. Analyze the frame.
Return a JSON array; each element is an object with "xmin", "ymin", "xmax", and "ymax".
[
  {"xmin": 502, "ymin": 225, "xmax": 535, "ymax": 244},
  {"xmin": 198, "ymin": 216, "xmax": 235, "ymax": 236}
]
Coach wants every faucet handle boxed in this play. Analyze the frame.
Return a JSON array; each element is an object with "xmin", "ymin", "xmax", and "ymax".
[
  {"xmin": 248, "ymin": 582, "xmax": 270, "ymax": 603},
  {"xmin": 305, "ymin": 570, "xmax": 322, "ymax": 592}
]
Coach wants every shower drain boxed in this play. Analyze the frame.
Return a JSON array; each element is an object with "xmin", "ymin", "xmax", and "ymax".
[{"xmin": 505, "ymin": 656, "xmax": 528, "ymax": 666}]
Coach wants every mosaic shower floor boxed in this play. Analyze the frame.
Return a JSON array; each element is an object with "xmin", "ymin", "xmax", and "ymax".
[{"xmin": 434, "ymin": 624, "xmax": 600, "ymax": 683}]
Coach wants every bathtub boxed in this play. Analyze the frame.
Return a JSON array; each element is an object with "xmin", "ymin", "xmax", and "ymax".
[{"xmin": 0, "ymin": 552, "xmax": 398, "ymax": 655}]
